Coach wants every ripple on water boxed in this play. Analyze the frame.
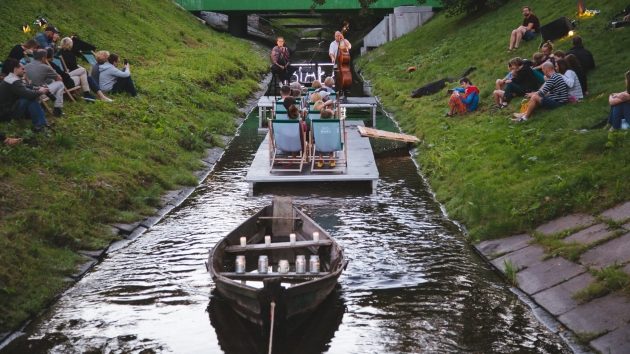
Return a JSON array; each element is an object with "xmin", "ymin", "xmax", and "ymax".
[{"xmin": 0, "ymin": 116, "xmax": 570, "ymax": 354}]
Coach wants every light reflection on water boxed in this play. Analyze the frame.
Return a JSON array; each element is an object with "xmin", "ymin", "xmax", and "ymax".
[{"xmin": 0, "ymin": 115, "xmax": 569, "ymax": 354}]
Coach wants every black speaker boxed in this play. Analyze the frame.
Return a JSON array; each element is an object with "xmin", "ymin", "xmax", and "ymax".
[{"xmin": 540, "ymin": 17, "xmax": 573, "ymax": 42}]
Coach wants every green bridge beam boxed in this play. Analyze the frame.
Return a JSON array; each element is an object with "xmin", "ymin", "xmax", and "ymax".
[{"xmin": 175, "ymin": 0, "xmax": 442, "ymax": 12}]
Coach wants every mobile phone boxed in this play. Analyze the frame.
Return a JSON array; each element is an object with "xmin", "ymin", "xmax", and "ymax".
[
  {"xmin": 447, "ymin": 89, "xmax": 454, "ymax": 94},
  {"xmin": 123, "ymin": 59, "xmax": 129, "ymax": 65}
]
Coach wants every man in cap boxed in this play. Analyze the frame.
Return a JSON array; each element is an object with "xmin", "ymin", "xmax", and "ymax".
[
  {"xmin": 25, "ymin": 49, "xmax": 65, "ymax": 116},
  {"xmin": 34, "ymin": 25, "xmax": 60, "ymax": 57}
]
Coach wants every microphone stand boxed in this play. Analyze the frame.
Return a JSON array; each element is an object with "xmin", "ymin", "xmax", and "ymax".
[{"xmin": 307, "ymin": 41, "xmax": 324, "ymax": 85}]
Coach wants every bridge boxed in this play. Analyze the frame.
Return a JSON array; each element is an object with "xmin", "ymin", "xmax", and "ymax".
[{"xmin": 175, "ymin": 0, "xmax": 442, "ymax": 12}]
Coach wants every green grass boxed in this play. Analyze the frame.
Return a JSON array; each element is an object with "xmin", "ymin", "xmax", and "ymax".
[
  {"xmin": 357, "ymin": 0, "xmax": 630, "ymax": 242},
  {"xmin": 573, "ymin": 265, "xmax": 630, "ymax": 303},
  {"xmin": 0, "ymin": 0, "xmax": 267, "ymax": 332},
  {"xmin": 503, "ymin": 259, "xmax": 518, "ymax": 286}
]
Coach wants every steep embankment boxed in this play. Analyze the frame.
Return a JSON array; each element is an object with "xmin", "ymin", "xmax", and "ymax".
[
  {"xmin": 358, "ymin": 0, "xmax": 629, "ymax": 241},
  {"xmin": 0, "ymin": 0, "xmax": 267, "ymax": 332}
]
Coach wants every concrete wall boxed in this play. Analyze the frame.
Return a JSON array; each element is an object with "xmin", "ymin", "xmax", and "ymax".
[{"xmin": 361, "ymin": 6, "xmax": 434, "ymax": 55}]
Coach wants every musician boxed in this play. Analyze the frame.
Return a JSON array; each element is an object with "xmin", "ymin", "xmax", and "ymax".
[
  {"xmin": 328, "ymin": 31, "xmax": 351, "ymax": 64},
  {"xmin": 270, "ymin": 36, "xmax": 293, "ymax": 84}
]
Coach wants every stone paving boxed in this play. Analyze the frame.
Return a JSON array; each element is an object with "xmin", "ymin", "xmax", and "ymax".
[{"xmin": 475, "ymin": 201, "xmax": 630, "ymax": 353}]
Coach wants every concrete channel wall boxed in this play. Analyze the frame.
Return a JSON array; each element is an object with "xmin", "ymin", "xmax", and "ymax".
[{"xmin": 361, "ymin": 6, "xmax": 434, "ymax": 55}]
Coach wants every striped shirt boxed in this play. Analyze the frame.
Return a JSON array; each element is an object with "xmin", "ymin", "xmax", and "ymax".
[{"xmin": 537, "ymin": 72, "xmax": 568, "ymax": 103}]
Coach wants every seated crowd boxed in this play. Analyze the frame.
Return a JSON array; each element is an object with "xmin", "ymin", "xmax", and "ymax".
[
  {"xmin": 443, "ymin": 5, "xmax": 630, "ymax": 130},
  {"xmin": 1, "ymin": 24, "xmax": 137, "ymax": 138}
]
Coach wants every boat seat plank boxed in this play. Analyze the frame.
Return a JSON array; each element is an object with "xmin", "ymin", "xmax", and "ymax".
[
  {"xmin": 220, "ymin": 272, "xmax": 328, "ymax": 280},
  {"xmin": 225, "ymin": 239, "xmax": 332, "ymax": 253}
]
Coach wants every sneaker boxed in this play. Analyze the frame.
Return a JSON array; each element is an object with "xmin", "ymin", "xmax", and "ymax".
[
  {"xmin": 83, "ymin": 92, "xmax": 96, "ymax": 100},
  {"xmin": 53, "ymin": 107, "xmax": 64, "ymax": 117},
  {"xmin": 101, "ymin": 97, "xmax": 114, "ymax": 102},
  {"xmin": 510, "ymin": 114, "xmax": 528, "ymax": 123}
]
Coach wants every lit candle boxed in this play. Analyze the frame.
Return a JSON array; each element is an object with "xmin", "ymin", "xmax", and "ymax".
[
  {"xmin": 265, "ymin": 235, "xmax": 271, "ymax": 246},
  {"xmin": 235, "ymin": 255, "xmax": 246, "ymax": 274},
  {"xmin": 289, "ymin": 233, "xmax": 296, "ymax": 244},
  {"xmin": 313, "ymin": 232, "xmax": 320, "ymax": 242},
  {"xmin": 240, "ymin": 237, "xmax": 246, "ymax": 247}
]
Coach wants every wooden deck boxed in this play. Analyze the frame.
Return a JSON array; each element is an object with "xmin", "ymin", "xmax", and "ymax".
[
  {"xmin": 257, "ymin": 96, "xmax": 378, "ymax": 131},
  {"xmin": 357, "ymin": 126, "xmax": 420, "ymax": 143},
  {"xmin": 245, "ymin": 121, "xmax": 379, "ymax": 196}
]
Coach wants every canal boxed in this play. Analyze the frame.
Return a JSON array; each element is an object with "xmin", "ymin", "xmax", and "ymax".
[
  {"xmin": 1, "ymin": 24, "xmax": 571, "ymax": 353},
  {"xmin": 1, "ymin": 107, "xmax": 569, "ymax": 353}
]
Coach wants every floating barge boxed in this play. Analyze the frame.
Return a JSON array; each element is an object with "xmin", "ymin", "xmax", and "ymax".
[
  {"xmin": 245, "ymin": 121, "xmax": 379, "ymax": 196},
  {"xmin": 256, "ymin": 96, "xmax": 379, "ymax": 130}
]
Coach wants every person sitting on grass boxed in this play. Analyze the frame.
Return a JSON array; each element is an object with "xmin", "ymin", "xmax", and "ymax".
[
  {"xmin": 607, "ymin": 70, "xmax": 630, "ymax": 131},
  {"xmin": 566, "ymin": 36, "xmax": 595, "ymax": 73},
  {"xmin": 7, "ymin": 39, "xmax": 39, "ymax": 64},
  {"xmin": 512, "ymin": 61, "xmax": 568, "ymax": 122},
  {"xmin": 532, "ymin": 41, "xmax": 555, "ymax": 71},
  {"xmin": 1, "ymin": 132, "xmax": 22, "ymax": 146},
  {"xmin": 555, "ymin": 58, "xmax": 583, "ymax": 102},
  {"xmin": 59, "ymin": 37, "xmax": 111, "ymax": 102},
  {"xmin": 565, "ymin": 54, "xmax": 588, "ymax": 97},
  {"xmin": 0, "ymin": 58, "xmax": 51, "ymax": 131},
  {"xmin": 508, "ymin": 6, "xmax": 540, "ymax": 51},
  {"xmin": 494, "ymin": 57, "xmax": 543, "ymax": 108},
  {"xmin": 34, "ymin": 26, "xmax": 60, "ymax": 58},
  {"xmin": 24, "ymin": 49, "xmax": 65, "ymax": 117},
  {"xmin": 91, "ymin": 50, "xmax": 109, "ymax": 88},
  {"xmin": 446, "ymin": 77, "xmax": 479, "ymax": 117},
  {"xmin": 99, "ymin": 53, "xmax": 137, "ymax": 97}
]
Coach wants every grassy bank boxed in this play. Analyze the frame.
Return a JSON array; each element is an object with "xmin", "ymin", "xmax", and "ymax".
[
  {"xmin": 357, "ymin": 0, "xmax": 630, "ymax": 241},
  {"xmin": 0, "ymin": 0, "xmax": 267, "ymax": 332}
]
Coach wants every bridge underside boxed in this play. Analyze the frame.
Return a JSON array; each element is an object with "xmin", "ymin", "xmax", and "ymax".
[{"xmin": 176, "ymin": 0, "xmax": 441, "ymax": 12}]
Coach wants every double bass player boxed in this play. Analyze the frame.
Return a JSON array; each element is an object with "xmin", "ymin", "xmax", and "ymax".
[{"xmin": 328, "ymin": 31, "xmax": 351, "ymax": 64}]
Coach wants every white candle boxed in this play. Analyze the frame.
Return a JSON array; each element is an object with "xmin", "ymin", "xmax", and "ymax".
[
  {"xmin": 313, "ymin": 232, "xmax": 320, "ymax": 242},
  {"xmin": 265, "ymin": 235, "xmax": 271, "ymax": 246},
  {"xmin": 289, "ymin": 233, "xmax": 296, "ymax": 244},
  {"xmin": 240, "ymin": 237, "xmax": 247, "ymax": 247}
]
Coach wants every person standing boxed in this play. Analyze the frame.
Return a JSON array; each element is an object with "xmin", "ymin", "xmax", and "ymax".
[
  {"xmin": 328, "ymin": 31, "xmax": 351, "ymax": 64},
  {"xmin": 508, "ymin": 6, "xmax": 540, "ymax": 51},
  {"xmin": 270, "ymin": 37, "xmax": 293, "ymax": 84}
]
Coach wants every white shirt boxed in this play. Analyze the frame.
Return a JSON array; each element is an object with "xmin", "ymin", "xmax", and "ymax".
[
  {"xmin": 329, "ymin": 39, "xmax": 351, "ymax": 62},
  {"xmin": 561, "ymin": 69, "xmax": 583, "ymax": 100}
]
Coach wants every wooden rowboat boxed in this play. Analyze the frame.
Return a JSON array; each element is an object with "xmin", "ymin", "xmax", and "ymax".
[{"xmin": 206, "ymin": 197, "xmax": 347, "ymax": 333}]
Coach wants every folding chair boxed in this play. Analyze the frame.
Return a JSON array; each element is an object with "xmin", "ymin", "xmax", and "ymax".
[
  {"xmin": 80, "ymin": 51, "xmax": 97, "ymax": 66},
  {"xmin": 50, "ymin": 57, "xmax": 81, "ymax": 102},
  {"xmin": 309, "ymin": 119, "xmax": 347, "ymax": 173},
  {"xmin": 268, "ymin": 119, "xmax": 307, "ymax": 173}
]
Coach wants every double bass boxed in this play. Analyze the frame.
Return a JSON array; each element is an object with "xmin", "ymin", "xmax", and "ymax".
[{"xmin": 334, "ymin": 23, "xmax": 352, "ymax": 91}]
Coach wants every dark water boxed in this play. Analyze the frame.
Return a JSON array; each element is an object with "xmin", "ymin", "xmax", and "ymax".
[{"xmin": 0, "ymin": 111, "xmax": 569, "ymax": 353}]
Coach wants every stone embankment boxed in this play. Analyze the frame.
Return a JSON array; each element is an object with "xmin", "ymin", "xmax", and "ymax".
[{"xmin": 476, "ymin": 202, "xmax": 630, "ymax": 354}]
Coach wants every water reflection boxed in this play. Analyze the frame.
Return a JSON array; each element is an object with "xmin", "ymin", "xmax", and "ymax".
[
  {"xmin": 0, "ymin": 114, "xmax": 569, "ymax": 354},
  {"xmin": 209, "ymin": 288, "xmax": 345, "ymax": 354}
]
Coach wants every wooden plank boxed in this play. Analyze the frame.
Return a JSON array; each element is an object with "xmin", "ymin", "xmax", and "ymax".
[
  {"xmin": 357, "ymin": 126, "xmax": 419, "ymax": 143},
  {"xmin": 220, "ymin": 272, "xmax": 328, "ymax": 280},
  {"xmin": 225, "ymin": 239, "xmax": 332, "ymax": 253}
]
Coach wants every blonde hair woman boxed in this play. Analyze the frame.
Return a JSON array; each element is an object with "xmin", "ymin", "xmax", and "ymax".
[{"xmin": 60, "ymin": 37, "xmax": 112, "ymax": 102}]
